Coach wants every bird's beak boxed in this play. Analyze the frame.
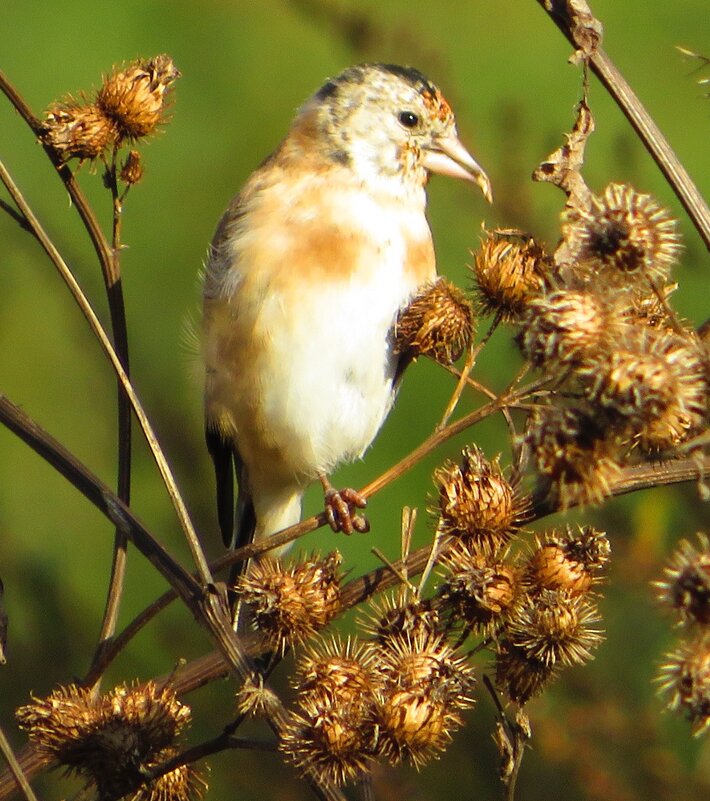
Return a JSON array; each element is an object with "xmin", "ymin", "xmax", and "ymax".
[{"xmin": 423, "ymin": 132, "xmax": 493, "ymax": 203}]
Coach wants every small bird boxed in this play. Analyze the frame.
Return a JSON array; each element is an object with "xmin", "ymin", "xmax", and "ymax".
[{"xmin": 202, "ymin": 63, "xmax": 491, "ymax": 564}]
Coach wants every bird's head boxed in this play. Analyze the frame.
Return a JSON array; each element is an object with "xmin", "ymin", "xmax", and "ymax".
[{"xmin": 288, "ymin": 63, "xmax": 492, "ymax": 202}]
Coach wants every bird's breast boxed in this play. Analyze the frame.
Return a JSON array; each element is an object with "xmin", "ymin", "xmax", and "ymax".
[{"xmin": 204, "ymin": 171, "xmax": 437, "ymax": 483}]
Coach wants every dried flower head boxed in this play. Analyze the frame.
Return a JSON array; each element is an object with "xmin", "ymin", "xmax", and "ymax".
[
  {"xmin": 471, "ymin": 230, "xmax": 552, "ymax": 320},
  {"xmin": 394, "ymin": 278, "xmax": 475, "ymax": 365},
  {"xmin": 525, "ymin": 406, "xmax": 622, "ymax": 509},
  {"xmin": 375, "ymin": 632, "xmax": 475, "ymax": 767},
  {"xmin": 438, "ymin": 543, "xmax": 519, "ymax": 634},
  {"xmin": 281, "ymin": 693, "xmax": 377, "ymax": 786},
  {"xmin": 564, "ymin": 183, "xmax": 681, "ymax": 287},
  {"xmin": 526, "ymin": 526, "xmax": 611, "ymax": 596},
  {"xmin": 98, "ymin": 54, "xmax": 179, "ymax": 141},
  {"xmin": 236, "ymin": 552, "xmax": 342, "ymax": 651},
  {"xmin": 504, "ymin": 589, "xmax": 604, "ymax": 669},
  {"xmin": 16, "ymin": 682, "xmax": 195, "ymax": 800},
  {"xmin": 578, "ymin": 330, "xmax": 708, "ymax": 452},
  {"xmin": 120, "ymin": 149, "xmax": 145, "ymax": 185},
  {"xmin": 495, "ymin": 638, "xmax": 559, "ymax": 705},
  {"xmin": 362, "ymin": 594, "xmax": 441, "ymax": 644},
  {"xmin": 294, "ymin": 637, "xmax": 379, "ymax": 707},
  {"xmin": 518, "ymin": 289, "xmax": 612, "ymax": 370},
  {"xmin": 283, "ymin": 641, "xmax": 379, "ymax": 787},
  {"xmin": 654, "ymin": 534, "xmax": 710, "ymax": 626},
  {"xmin": 434, "ymin": 445, "xmax": 527, "ymax": 553},
  {"xmin": 657, "ymin": 636, "xmax": 710, "ymax": 736},
  {"xmin": 41, "ymin": 101, "xmax": 118, "ymax": 162}
]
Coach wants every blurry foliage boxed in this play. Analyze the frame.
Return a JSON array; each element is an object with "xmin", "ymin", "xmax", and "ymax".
[{"xmin": 1, "ymin": 1, "xmax": 709, "ymax": 800}]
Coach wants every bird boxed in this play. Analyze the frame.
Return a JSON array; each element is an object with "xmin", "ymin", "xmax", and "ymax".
[{"xmin": 201, "ymin": 63, "xmax": 491, "ymax": 569}]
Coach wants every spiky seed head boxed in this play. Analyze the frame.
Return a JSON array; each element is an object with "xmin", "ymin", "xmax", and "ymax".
[
  {"xmin": 280, "ymin": 694, "xmax": 377, "ymax": 787},
  {"xmin": 495, "ymin": 638, "xmax": 559, "ymax": 705},
  {"xmin": 97, "ymin": 55, "xmax": 179, "ymax": 141},
  {"xmin": 504, "ymin": 589, "xmax": 604, "ymax": 669},
  {"xmin": 654, "ymin": 534, "xmax": 710, "ymax": 626},
  {"xmin": 518, "ymin": 289, "xmax": 612, "ymax": 370},
  {"xmin": 236, "ymin": 552, "xmax": 343, "ymax": 650},
  {"xmin": 376, "ymin": 633, "xmax": 476, "ymax": 710},
  {"xmin": 41, "ymin": 101, "xmax": 118, "ymax": 162},
  {"xmin": 657, "ymin": 636, "xmax": 710, "ymax": 736},
  {"xmin": 525, "ymin": 406, "xmax": 622, "ymax": 509},
  {"xmin": 578, "ymin": 330, "xmax": 708, "ymax": 452},
  {"xmin": 438, "ymin": 543, "xmax": 519, "ymax": 633},
  {"xmin": 563, "ymin": 183, "xmax": 681, "ymax": 287},
  {"xmin": 294, "ymin": 637, "xmax": 379, "ymax": 707},
  {"xmin": 526, "ymin": 526, "xmax": 611, "ymax": 596},
  {"xmin": 16, "ymin": 682, "xmax": 194, "ymax": 800},
  {"xmin": 471, "ymin": 230, "xmax": 552, "ymax": 320},
  {"xmin": 362, "ymin": 594, "xmax": 441, "ymax": 644},
  {"xmin": 393, "ymin": 278, "xmax": 475, "ymax": 365},
  {"xmin": 376, "ymin": 689, "xmax": 457, "ymax": 768},
  {"xmin": 434, "ymin": 445, "xmax": 526, "ymax": 553}
]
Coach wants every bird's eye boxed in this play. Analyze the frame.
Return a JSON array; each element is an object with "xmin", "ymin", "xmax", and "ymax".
[{"xmin": 398, "ymin": 110, "xmax": 420, "ymax": 129}]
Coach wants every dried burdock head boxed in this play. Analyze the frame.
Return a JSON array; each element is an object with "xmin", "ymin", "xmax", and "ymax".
[
  {"xmin": 235, "ymin": 552, "xmax": 343, "ymax": 651},
  {"xmin": 98, "ymin": 54, "xmax": 179, "ymax": 141},
  {"xmin": 375, "ymin": 688, "xmax": 460, "ymax": 768},
  {"xmin": 16, "ymin": 682, "xmax": 195, "ymax": 800},
  {"xmin": 374, "ymin": 633, "xmax": 475, "ymax": 768},
  {"xmin": 494, "ymin": 638, "xmax": 559, "ymax": 705},
  {"xmin": 504, "ymin": 589, "xmax": 604, "ymax": 669},
  {"xmin": 376, "ymin": 632, "xmax": 476, "ymax": 708},
  {"xmin": 653, "ymin": 533, "xmax": 710, "ymax": 626},
  {"xmin": 362, "ymin": 593, "xmax": 441, "ymax": 644},
  {"xmin": 471, "ymin": 230, "xmax": 552, "ymax": 321},
  {"xmin": 657, "ymin": 635, "xmax": 710, "ymax": 736},
  {"xmin": 525, "ymin": 525, "xmax": 611, "ymax": 596},
  {"xmin": 525, "ymin": 406, "xmax": 623, "ymax": 509},
  {"xmin": 578, "ymin": 329, "xmax": 708, "ymax": 452},
  {"xmin": 518, "ymin": 289, "xmax": 613, "ymax": 371},
  {"xmin": 280, "ymin": 687, "xmax": 377, "ymax": 786},
  {"xmin": 41, "ymin": 101, "xmax": 118, "ymax": 162},
  {"xmin": 120, "ymin": 149, "xmax": 145, "ymax": 185},
  {"xmin": 438, "ymin": 542, "xmax": 519, "ymax": 634},
  {"xmin": 294, "ymin": 636, "xmax": 379, "ymax": 707},
  {"xmin": 563, "ymin": 183, "xmax": 681, "ymax": 287},
  {"xmin": 434, "ymin": 445, "xmax": 528, "ymax": 553},
  {"xmin": 393, "ymin": 278, "xmax": 475, "ymax": 365}
]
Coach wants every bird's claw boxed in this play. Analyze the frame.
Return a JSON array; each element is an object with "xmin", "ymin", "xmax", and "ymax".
[{"xmin": 323, "ymin": 487, "xmax": 369, "ymax": 534}]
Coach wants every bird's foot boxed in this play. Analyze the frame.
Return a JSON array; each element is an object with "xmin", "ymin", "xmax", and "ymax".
[{"xmin": 320, "ymin": 479, "xmax": 369, "ymax": 534}]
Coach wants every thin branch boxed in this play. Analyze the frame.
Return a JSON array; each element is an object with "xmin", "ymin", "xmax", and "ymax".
[
  {"xmin": 0, "ymin": 157, "xmax": 211, "ymax": 586},
  {"xmin": 0, "ymin": 726, "xmax": 40, "ymax": 801},
  {"xmin": 536, "ymin": 0, "xmax": 710, "ymax": 250}
]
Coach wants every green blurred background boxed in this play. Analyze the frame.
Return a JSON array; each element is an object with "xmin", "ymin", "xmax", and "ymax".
[{"xmin": 1, "ymin": 1, "xmax": 708, "ymax": 799}]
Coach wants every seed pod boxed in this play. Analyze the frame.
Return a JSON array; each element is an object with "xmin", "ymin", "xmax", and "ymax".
[
  {"xmin": 434, "ymin": 445, "xmax": 527, "ymax": 553},
  {"xmin": 236, "ymin": 552, "xmax": 343, "ymax": 650},
  {"xmin": 471, "ymin": 230, "xmax": 552, "ymax": 320},
  {"xmin": 563, "ymin": 182, "xmax": 681, "ymax": 288},
  {"xmin": 653, "ymin": 534, "xmax": 710, "ymax": 626},
  {"xmin": 98, "ymin": 54, "xmax": 179, "ymax": 141},
  {"xmin": 394, "ymin": 278, "xmax": 475, "ymax": 365},
  {"xmin": 41, "ymin": 101, "xmax": 118, "ymax": 161},
  {"xmin": 657, "ymin": 635, "xmax": 710, "ymax": 736},
  {"xmin": 526, "ymin": 526, "xmax": 611, "ymax": 596}
]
